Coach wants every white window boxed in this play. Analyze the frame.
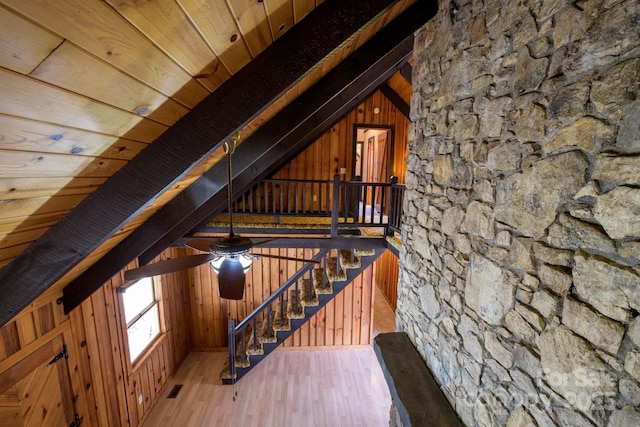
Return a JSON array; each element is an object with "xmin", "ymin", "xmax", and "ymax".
[{"xmin": 122, "ymin": 277, "xmax": 160, "ymax": 362}]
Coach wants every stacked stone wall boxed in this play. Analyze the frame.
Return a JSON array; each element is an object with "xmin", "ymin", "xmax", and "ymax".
[{"xmin": 398, "ymin": 0, "xmax": 640, "ymax": 425}]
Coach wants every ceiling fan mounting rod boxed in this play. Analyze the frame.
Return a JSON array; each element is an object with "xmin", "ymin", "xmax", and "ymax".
[{"xmin": 224, "ymin": 134, "xmax": 240, "ymax": 238}]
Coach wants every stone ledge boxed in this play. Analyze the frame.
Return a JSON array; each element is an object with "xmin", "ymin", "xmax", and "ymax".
[{"xmin": 374, "ymin": 332, "xmax": 463, "ymax": 427}]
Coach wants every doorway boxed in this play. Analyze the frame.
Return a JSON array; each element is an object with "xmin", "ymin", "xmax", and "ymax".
[{"xmin": 352, "ymin": 125, "xmax": 394, "ymax": 219}]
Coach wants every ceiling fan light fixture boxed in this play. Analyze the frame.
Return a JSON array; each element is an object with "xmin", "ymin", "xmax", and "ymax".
[{"xmin": 210, "ymin": 253, "xmax": 253, "ymax": 274}]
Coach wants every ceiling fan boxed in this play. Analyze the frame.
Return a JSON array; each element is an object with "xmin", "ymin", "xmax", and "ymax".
[{"xmin": 123, "ymin": 134, "xmax": 319, "ymax": 299}]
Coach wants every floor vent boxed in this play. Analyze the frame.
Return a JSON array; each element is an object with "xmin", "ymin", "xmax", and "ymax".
[{"xmin": 167, "ymin": 385, "xmax": 183, "ymax": 399}]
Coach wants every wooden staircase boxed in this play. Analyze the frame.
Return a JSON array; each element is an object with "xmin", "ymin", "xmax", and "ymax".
[{"xmin": 221, "ymin": 247, "xmax": 383, "ymax": 384}]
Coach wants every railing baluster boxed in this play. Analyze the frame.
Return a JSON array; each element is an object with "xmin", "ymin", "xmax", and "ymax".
[
  {"xmin": 323, "ymin": 252, "xmax": 328, "ymax": 290},
  {"xmin": 371, "ymin": 184, "xmax": 376, "ymax": 224},
  {"xmin": 302, "ymin": 182, "xmax": 307, "ymax": 214},
  {"xmin": 331, "ymin": 175, "xmax": 340, "ymax": 237},
  {"xmin": 241, "ymin": 328, "xmax": 246, "ymax": 363},
  {"xmin": 325, "ymin": 181, "xmax": 330, "ymax": 215},
  {"xmin": 228, "ymin": 319, "xmax": 236, "ymax": 383},
  {"xmin": 252, "ymin": 318, "xmax": 258, "ymax": 351},
  {"xmin": 279, "ymin": 294, "xmax": 285, "ymax": 326},
  {"xmin": 266, "ymin": 305, "xmax": 272, "ymax": 339}
]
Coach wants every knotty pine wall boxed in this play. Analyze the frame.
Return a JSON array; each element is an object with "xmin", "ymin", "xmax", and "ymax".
[
  {"xmin": 0, "ymin": 247, "xmax": 190, "ymax": 427},
  {"xmin": 185, "ymin": 247, "xmax": 375, "ymax": 349},
  {"xmin": 273, "ymin": 89, "xmax": 410, "ymax": 184}
]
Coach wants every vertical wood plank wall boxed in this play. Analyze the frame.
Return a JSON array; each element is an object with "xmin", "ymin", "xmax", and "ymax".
[
  {"xmin": 273, "ymin": 89, "xmax": 409, "ymax": 184},
  {"xmin": 0, "ymin": 247, "xmax": 190, "ymax": 427},
  {"xmin": 374, "ymin": 250, "xmax": 399, "ymax": 310},
  {"xmin": 185, "ymin": 247, "xmax": 376, "ymax": 350}
]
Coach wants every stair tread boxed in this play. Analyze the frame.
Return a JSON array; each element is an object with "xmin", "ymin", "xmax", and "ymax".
[{"xmin": 221, "ymin": 247, "xmax": 380, "ymax": 383}]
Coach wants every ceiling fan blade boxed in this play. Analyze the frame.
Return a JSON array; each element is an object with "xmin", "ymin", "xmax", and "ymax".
[
  {"xmin": 124, "ymin": 253, "xmax": 215, "ymax": 282},
  {"xmin": 249, "ymin": 237, "xmax": 280, "ymax": 247},
  {"xmin": 184, "ymin": 239, "xmax": 213, "ymax": 252},
  {"xmin": 218, "ymin": 258, "xmax": 246, "ymax": 300},
  {"xmin": 251, "ymin": 253, "xmax": 320, "ymax": 263}
]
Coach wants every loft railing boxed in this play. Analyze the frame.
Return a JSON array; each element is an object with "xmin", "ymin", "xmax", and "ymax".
[{"xmin": 232, "ymin": 175, "xmax": 405, "ymax": 236}]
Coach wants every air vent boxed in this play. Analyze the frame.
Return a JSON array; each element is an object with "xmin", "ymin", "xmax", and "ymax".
[{"xmin": 167, "ymin": 384, "xmax": 183, "ymax": 399}]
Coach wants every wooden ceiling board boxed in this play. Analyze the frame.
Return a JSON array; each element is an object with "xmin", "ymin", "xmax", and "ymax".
[
  {"xmin": 0, "ymin": 69, "xmax": 168, "ymax": 141},
  {"xmin": 0, "ymin": 115, "xmax": 148, "ymax": 159},
  {"xmin": 0, "ymin": 177, "xmax": 105, "ymax": 200},
  {"xmin": 0, "ymin": 227, "xmax": 48, "ymax": 251},
  {"xmin": 0, "ymin": 151, "xmax": 127, "ymax": 179},
  {"xmin": 0, "ymin": 244, "xmax": 30, "ymax": 269},
  {"xmin": 227, "ymin": 0, "xmax": 274, "ymax": 57},
  {"xmin": 176, "ymin": 0, "xmax": 253, "ymax": 74},
  {"xmin": 0, "ymin": 194, "xmax": 86, "ymax": 221},
  {"xmin": 387, "ymin": 71, "xmax": 412, "ymax": 103},
  {"xmin": 0, "ymin": 212, "xmax": 67, "ymax": 236},
  {"xmin": 30, "ymin": 42, "xmax": 189, "ymax": 127},
  {"xmin": 264, "ymin": 0, "xmax": 294, "ymax": 40},
  {"xmin": 0, "ymin": 0, "xmax": 209, "ymax": 107},
  {"xmin": 104, "ymin": 0, "xmax": 218, "ymax": 76},
  {"xmin": 0, "ymin": 5, "xmax": 62, "ymax": 75}
]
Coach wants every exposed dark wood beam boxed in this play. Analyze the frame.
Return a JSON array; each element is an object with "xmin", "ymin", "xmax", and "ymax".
[
  {"xmin": 380, "ymin": 84, "xmax": 411, "ymax": 118},
  {"xmin": 175, "ymin": 236, "xmax": 389, "ymax": 249},
  {"xmin": 61, "ymin": 0, "xmax": 438, "ymax": 314},
  {"xmin": 0, "ymin": 0, "xmax": 399, "ymax": 327},
  {"xmin": 400, "ymin": 61, "xmax": 413, "ymax": 84}
]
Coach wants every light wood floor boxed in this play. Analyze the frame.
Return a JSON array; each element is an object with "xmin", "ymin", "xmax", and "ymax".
[
  {"xmin": 142, "ymin": 347, "xmax": 392, "ymax": 427},
  {"xmin": 143, "ymin": 286, "xmax": 396, "ymax": 427}
]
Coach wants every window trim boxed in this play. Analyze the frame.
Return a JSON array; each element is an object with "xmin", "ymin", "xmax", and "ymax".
[{"xmin": 121, "ymin": 276, "xmax": 162, "ymax": 364}]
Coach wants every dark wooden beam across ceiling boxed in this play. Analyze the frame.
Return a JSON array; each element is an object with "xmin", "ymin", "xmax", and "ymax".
[
  {"xmin": 62, "ymin": 0, "xmax": 438, "ymax": 314},
  {"xmin": 176, "ymin": 237, "xmax": 389, "ymax": 250},
  {"xmin": 0, "ymin": 0, "xmax": 399, "ymax": 327},
  {"xmin": 400, "ymin": 62, "xmax": 413, "ymax": 84},
  {"xmin": 380, "ymin": 84, "xmax": 411, "ymax": 118}
]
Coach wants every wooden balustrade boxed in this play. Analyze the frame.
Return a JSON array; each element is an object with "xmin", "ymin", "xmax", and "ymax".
[{"xmin": 231, "ymin": 176, "xmax": 405, "ymax": 236}]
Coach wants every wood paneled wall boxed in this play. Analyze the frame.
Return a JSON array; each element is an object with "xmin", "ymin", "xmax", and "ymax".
[
  {"xmin": 374, "ymin": 250, "xmax": 399, "ymax": 310},
  {"xmin": 272, "ymin": 89, "xmax": 410, "ymax": 183},
  {"xmin": 0, "ymin": 247, "xmax": 190, "ymax": 427},
  {"xmin": 186, "ymin": 247, "xmax": 375, "ymax": 349}
]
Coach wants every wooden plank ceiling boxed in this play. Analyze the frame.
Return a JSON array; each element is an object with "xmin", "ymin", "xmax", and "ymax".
[{"xmin": 0, "ymin": 0, "xmax": 424, "ymax": 327}]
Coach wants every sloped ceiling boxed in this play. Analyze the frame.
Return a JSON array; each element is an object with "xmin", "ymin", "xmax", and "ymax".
[{"xmin": 0, "ymin": 0, "xmax": 435, "ymax": 327}]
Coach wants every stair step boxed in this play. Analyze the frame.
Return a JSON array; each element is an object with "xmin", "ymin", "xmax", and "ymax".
[
  {"xmin": 313, "ymin": 267, "xmax": 332, "ymax": 294},
  {"xmin": 326, "ymin": 257, "xmax": 347, "ymax": 282},
  {"xmin": 354, "ymin": 247, "xmax": 376, "ymax": 257},
  {"xmin": 287, "ymin": 289, "xmax": 305, "ymax": 319},
  {"xmin": 272, "ymin": 305, "xmax": 291, "ymax": 331},
  {"xmin": 300, "ymin": 278, "xmax": 319, "ymax": 306},
  {"xmin": 258, "ymin": 315, "xmax": 278, "ymax": 344},
  {"xmin": 339, "ymin": 249, "xmax": 361, "ymax": 268}
]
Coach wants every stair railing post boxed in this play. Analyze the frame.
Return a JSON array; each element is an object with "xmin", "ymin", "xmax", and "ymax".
[
  {"xmin": 388, "ymin": 176, "xmax": 399, "ymax": 236},
  {"xmin": 330, "ymin": 174, "xmax": 341, "ymax": 237},
  {"xmin": 228, "ymin": 319, "xmax": 236, "ymax": 384}
]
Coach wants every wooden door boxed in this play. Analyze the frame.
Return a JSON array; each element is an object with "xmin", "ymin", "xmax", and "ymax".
[{"xmin": 0, "ymin": 336, "xmax": 78, "ymax": 427}]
